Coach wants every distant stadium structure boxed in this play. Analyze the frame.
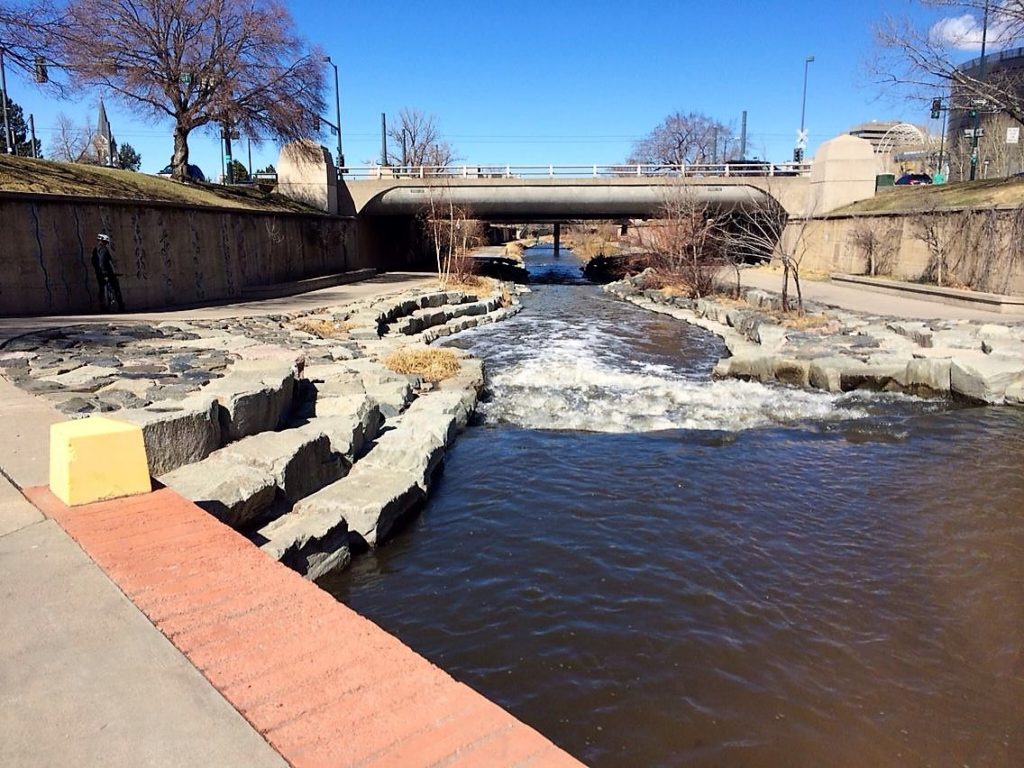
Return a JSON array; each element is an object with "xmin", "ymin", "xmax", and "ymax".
[{"xmin": 947, "ymin": 47, "xmax": 1024, "ymax": 180}]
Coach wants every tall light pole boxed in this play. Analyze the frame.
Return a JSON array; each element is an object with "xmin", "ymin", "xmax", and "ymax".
[
  {"xmin": 323, "ymin": 55, "xmax": 344, "ymax": 170},
  {"xmin": 969, "ymin": 1, "xmax": 990, "ymax": 181},
  {"xmin": 0, "ymin": 45, "xmax": 13, "ymax": 154},
  {"xmin": 795, "ymin": 54, "xmax": 815, "ymax": 163}
]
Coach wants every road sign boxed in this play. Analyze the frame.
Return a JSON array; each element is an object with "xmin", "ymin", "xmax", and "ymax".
[
  {"xmin": 1008, "ymin": 127, "xmax": 1020, "ymax": 144},
  {"xmin": 795, "ymin": 129, "xmax": 808, "ymax": 149},
  {"xmin": 963, "ymin": 128, "xmax": 986, "ymax": 138}
]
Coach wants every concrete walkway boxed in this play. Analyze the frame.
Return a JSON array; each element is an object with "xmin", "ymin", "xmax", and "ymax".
[{"xmin": 739, "ymin": 267, "xmax": 1024, "ymax": 322}]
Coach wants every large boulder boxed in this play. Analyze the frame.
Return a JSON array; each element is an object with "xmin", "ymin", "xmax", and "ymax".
[
  {"xmin": 218, "ymin": 428, "xmax": 342, "ymax": 504},
  {"xmin": 205, "ymin": 359, "xmax": 297, "ymax": 441},
  {"xmin": 259, "ymin": 466, "xmax": 425, "ymax": 577},
  {"xmin": 116, "ymin": 395, "xmax": 221, "ymax": 475},
  {"xmin": 950, "ymin": 352, "xmax": 1024, "ymax": 403}
]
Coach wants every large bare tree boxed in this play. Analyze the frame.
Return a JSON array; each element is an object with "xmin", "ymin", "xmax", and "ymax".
[
  {"xmin": 873, "ymin": 1, "xmax": 1024, "ymax": 122},
  {"xmin": 4, "ymin": 0, "xmax": 326, "ymax": 180},
  {"xmin": 627, "ymin": 111, "xmax": 736, "ymax": 169},
  {"xmin": 387, "ymin": 108, "xmax": 457, "ymax": 170}
]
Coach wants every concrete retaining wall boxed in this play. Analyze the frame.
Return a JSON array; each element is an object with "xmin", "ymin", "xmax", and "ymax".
[
  {"xmin": 0, "ymin": 193, "xmax": 362, "ymax": 316},
  {"xmin": 791, "ymin": 207, "xmax": 1024, "ymax": 296}
]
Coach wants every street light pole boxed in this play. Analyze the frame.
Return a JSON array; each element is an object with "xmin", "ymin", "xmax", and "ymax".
[
  {"xmin": 323, "ymin": 56, "xmax": 344, "ymax": 170},
  {"xmin": 970, "ymin": 1, "xmax": 990, "ymax": 181},
  {"xmin": 0, "ymin": 45, "xmax": 13, "ymax": 154},
  {"xmin": 795, "ymin": 55, "xmax": 815, "ymax": 162}
]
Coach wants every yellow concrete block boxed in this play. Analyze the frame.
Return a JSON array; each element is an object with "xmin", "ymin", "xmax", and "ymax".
[{"xmin": 50, "ymin": 416, "xmax": 151, "ymax": 506}]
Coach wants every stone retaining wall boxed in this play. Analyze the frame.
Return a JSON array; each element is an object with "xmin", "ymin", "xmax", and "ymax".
[
  {"xmin": 789, "ymin": 207, "xmax": 1024, "ymax": 295},
  {"xmin": 0, "ymin": 192, "xmax": 361, "ymax": 316}
]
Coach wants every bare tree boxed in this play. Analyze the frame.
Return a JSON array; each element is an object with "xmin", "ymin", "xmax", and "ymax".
[
  {"xmin": 387, "ymin": 108, "xmax": 457, "ymax": 170},
  {"xmin": 628, "ymin": 111, "xmax": 736, "ymax": 169},
  {"xmin": 849, "ymin": 220, "xmax": 900, "ymax": 276},
  {"xmin": 912, "ymin": 206, "xmax": 954, "ymax": 286},
  {"xmin": 8, "ymin": 0, "xmax": 325, "ymax": 181},
  {"xmin": 726, "ymin": 196, "xmax": 809, "ymax": 312},
  {"xmin": 48, "ymin": 113, "xmax": 90, "ymax": 162},
  {"xmin": 630, "ymin": 185, "xmax": 725, "ymax": 298},
  {"xmin": 421, "ymin": 180, "xmax": 458, "ymax": 286},
  {"xmin": 873, "ymin": 2, "xmax": 1024, "ymax": 123}
]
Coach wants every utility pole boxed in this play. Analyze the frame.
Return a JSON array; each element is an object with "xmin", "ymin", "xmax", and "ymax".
[
  {"xmin": 380, "ymin": 112, "xmax": 388, "ymax": 166},
  {"xmin": 970, "ymin": 1, "xmax": 990, "ymax": 181},
  {"xmin": 29, "ymin": 113, "xmax": 37, "ymax": 158},
  {"xmin": 739, "ymin": 110, "xmax": 748, "ymax": 160},
  {"xmin": 323, "ymin": 56, "xmax": 344, "ymax": 170},
  {"xmin": 795, "ymin": 55, "xmax": 814, "ymax": 162},
  {"xmin": 0, "ymin": 45, "xmax": 13, "ymax": 154}
]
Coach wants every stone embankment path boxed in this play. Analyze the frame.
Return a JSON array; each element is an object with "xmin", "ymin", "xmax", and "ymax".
[
  {"xmin": 1, "ymin": 273, "xmax": 583, "ymax": 767},
  {"xmin": 608, "ymin": 268, "xmax": 1024, "ymax": 405}
]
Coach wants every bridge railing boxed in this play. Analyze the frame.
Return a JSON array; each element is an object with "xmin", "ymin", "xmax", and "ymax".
[{"xmin": 340, "ymin": 162, "xmax": 812, "ymax": 181}]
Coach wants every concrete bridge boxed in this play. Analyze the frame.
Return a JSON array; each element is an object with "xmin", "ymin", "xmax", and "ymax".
[
  {"xmin": 338, "ymin": 168, "xmax": 811, "ymax": 221},
  {"xmin": 275, "ymin": 135, "xmax": 879, "ymax": 264}
]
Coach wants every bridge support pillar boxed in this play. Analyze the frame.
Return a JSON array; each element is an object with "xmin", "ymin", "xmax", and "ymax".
[{"xmin": 553, "ymin": 223, "xmax": 561, "ymax": 257}]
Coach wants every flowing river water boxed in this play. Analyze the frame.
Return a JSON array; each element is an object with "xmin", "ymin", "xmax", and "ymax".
[{"xmin": 323, "ymin": 246, "xmax": 1024, "ymax": 767}]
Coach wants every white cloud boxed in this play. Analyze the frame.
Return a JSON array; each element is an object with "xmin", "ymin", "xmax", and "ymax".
[
  {"xmin": 931, "ymin": 14, "xmax": 985, "ymax": 50},
  {"xmin": 930, "ymin": 9, "xmax": 1016, "ymax": 51}
]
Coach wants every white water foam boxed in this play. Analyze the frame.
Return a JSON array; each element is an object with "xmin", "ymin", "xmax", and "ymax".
[{"xmin": 476, "ymin": 333, "xmax": 866, "ymax": 433}]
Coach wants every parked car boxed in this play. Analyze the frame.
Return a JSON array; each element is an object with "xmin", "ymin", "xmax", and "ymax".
[
  {"xmin": 895, "ymin": 173, "xmax": 932, "ymax": 185},
  {"xmin": 157, "ymin": 163, "xmax": 207, "ymax": 182}
]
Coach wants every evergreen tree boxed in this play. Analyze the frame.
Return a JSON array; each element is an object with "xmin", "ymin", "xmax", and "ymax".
[
  {"xmin": 0, "ymin": 95, "xmax": 43, "ymax": 157},
  {"xmin": 115, "ymin": 142, "xmax": 142, "ymax": 171},
  {"xmin": 227, "ymin": 158, "xmax": 249, "ymax": 182}
]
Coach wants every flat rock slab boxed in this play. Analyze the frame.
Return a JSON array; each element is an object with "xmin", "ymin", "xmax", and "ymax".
[
  {"xmin": 161, "ymin": 458, "xmax": 276, "ymax": 528},
  {"xmin": 260, "ymin": 466, "xmax": 425, "ymax": 574}
]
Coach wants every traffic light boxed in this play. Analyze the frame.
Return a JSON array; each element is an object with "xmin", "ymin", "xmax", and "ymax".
[
  {"xmin": 969, "ymin": 108, "xmax": 979, "ymax": 119},
  {"xmin": 312, "ymin": 114, "xmax": 320, "ymax": 132},
  {"xmin": 930, "ymin": 98, "xmax": 942, "ymax": 119}
]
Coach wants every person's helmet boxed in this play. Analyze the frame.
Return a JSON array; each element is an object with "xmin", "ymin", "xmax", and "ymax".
[{"xmin": 97, "ymin": 233, "xmax": 110, "ymax": 242}]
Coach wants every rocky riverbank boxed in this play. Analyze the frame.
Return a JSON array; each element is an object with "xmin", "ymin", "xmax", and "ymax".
[
  {"xmin": 0, "ymin": 281, "xmax": 522, "ymax": 578},
  {"xmin": 605, "ymin": 270, "xmax": 1024, "ymax": 406}
]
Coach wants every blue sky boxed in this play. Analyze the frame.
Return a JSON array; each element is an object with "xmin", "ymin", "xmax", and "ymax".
[{"xmin": 1, "ymin": 0, "xmax": 989, "ymax": 176}]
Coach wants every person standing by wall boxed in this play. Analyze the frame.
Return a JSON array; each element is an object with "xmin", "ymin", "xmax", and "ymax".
[{"xmin": 90, "ymin": 233, "xmax": 125, "ymax": 311}]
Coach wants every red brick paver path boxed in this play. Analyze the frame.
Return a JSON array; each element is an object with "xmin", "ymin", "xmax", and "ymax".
[{"xmin": 26, "ymin": 486, "xmax": 585, "ymax": 768}]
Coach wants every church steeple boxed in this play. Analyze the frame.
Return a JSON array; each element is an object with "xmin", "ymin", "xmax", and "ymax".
[{"xmin": 94, "ymin": 98, "xmax": 116, "ymax": 166}]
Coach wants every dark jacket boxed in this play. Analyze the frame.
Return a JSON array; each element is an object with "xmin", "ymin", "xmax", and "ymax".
[{"xmin": 92, "ymin": 243, "xmax": 114, "ymax": 277}]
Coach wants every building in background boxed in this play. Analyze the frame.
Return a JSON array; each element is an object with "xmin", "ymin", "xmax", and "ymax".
[
  {"xmin": 89, "ymin": 99, "xmax": 117, "ymax": 167},
  {"xmin": 948, "ymin": 48, "xmax": 1024, "ymax": 180}
]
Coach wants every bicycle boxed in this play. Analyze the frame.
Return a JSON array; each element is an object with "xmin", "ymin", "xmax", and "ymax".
[{"xmin": 99, "ymin": 273, "xmax": 124, "ymax": 312}]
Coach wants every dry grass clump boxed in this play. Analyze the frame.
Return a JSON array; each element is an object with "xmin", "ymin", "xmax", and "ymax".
[
  {"xmin": 443, "ymin": 275, "xmax": 496, "ymax": 296},
  {"xmin": 292, "ymin": 317, "xmax": 353, "ymax": 338},
  {"xmin": 776, "ymin": 312, "xmax": 832, "ymax": 330},
  {"xmin": 504, "ymin": 241, "xmax": 527, "ymax": 261},
  {"xmin": 383, "ymin": 347, "xmax": 462, "ymax": 382}
]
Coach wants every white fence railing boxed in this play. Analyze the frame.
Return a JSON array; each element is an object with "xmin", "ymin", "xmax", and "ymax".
[{"xmin": 339, "ymin": 162, "xmax": 812, "ymax": 181}]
